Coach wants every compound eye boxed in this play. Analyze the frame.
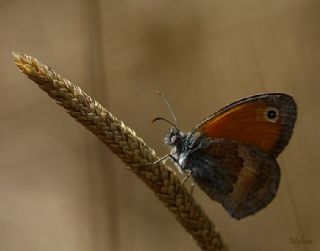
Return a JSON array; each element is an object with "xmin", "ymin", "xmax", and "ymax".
[
  {"xmin": 171, "ymin": 135, "xmax": 177, "ymax": 144},
  {"xmin": 264, "ymin": 107, "xmax": 279, "ymax": 122}
]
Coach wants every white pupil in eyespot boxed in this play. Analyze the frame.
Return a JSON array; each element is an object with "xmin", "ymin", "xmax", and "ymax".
[{"xmin": 171, "ymin": 135, "xmax": 177, "ymax": 143}]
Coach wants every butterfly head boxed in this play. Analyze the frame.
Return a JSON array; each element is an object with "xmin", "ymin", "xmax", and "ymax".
[
  {"xmin": 164, "ymin": 127, "xmax": 187, "ymax": 150},
  {"xmin": 153, "ymin": 92, "xmax": 189, "ymax": 157},
  {"xmin": 152, "ymin": 117, "xmax": 185, "ymax": 149}
]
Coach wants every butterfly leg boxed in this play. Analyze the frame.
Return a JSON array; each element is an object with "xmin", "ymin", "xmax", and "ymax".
[
  {"xmin": 181, "ymin": 170, "xmax": 192, "ymax": 186},
  {"xmin": 147, "ymin": 153, "xmax": 170, "ymax": 166},
  {"xmin": 181, "ymin": 171, "xmax": 195, "ymax": 195},
  {"xmin": 190, "ymin": 181, "xmax": 195, "ymax": 195},
  {"xmin": 168, "ymin": 154, "xmax": 186, "ymax": 174},
  {"xmin": 168, "ymin": 154, "xmax": 179, "ymax": 164}
]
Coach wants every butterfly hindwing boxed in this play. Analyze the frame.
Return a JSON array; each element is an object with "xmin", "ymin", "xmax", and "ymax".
[{"xmin": 190, "ymin": 138, "xmax": 280, "ymax": 219}]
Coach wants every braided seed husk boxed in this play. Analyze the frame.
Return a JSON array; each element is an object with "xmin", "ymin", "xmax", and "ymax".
[{"xmin": 13, "ymin": 52, "xmax": 229, "ymax": 251}]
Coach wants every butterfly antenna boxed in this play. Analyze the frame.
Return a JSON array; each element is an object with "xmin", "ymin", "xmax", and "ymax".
[
  {"xmin": 152, "ymin": 117, "xmax": 178, "ymax": 130},
  {"xmin": 157, "ymin": 91, "xmax": 178, "ymax": 127}
]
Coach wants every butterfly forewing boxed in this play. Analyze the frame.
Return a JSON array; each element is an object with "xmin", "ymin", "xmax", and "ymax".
[{"xmin": 193, "ymin": 93, "xmax": 297, "ymax": 157}]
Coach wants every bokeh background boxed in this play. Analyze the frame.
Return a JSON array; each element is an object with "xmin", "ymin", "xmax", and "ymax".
[{"xmin": 1, "ymin": 0, "xmax": 319, "ymax": 250}]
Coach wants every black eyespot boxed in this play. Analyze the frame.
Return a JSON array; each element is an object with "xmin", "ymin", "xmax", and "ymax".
[
  {"xmin": 267, "ymin": 110, "xmax": 277, "ymax": 119},
  {"xmin": 264, "ymin": 107, "xmax": 279, "ymax": 122}
]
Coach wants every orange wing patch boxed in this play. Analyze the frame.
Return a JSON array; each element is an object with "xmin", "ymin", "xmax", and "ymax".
[{"xmin": 197, "ymin": 103, "xmax": 283, "ymax": 154}]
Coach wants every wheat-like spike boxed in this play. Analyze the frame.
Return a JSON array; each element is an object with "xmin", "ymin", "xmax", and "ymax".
[{"xmin": 13, "ymin": 52, "xmax": 229, "ymax": 251}]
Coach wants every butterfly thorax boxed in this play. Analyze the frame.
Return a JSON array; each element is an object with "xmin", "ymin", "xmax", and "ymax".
[{"xmin": 164, "ymin": 128, "xmax": 210, "ymax": 173}]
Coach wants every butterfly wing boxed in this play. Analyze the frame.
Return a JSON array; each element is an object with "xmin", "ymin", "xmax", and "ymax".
[
  {"xmin": 188, "ymin": 93, "xmax": 296, "ymax": 218},
  {"xmin": 193, "ymin": 93, "xmax": 297, "ymax": 157},
  {"xmin": 190, "ymin": 138, "xmax": 280, "ymax": 219}
]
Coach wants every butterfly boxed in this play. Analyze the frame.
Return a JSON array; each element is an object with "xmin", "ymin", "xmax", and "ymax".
[{"xmin": 153, "ymin": 93, "xmax": 297, "ymax": 219}]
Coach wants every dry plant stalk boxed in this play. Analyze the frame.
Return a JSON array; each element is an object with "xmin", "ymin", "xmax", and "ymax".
[{"xmin": 13, "ymin": 52, "xmax": 229, "ymax": 251}]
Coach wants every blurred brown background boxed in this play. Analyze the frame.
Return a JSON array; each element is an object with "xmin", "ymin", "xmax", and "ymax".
[{"xmin": 1, "ymin": 0, "xmax": 319, "ymax": 250}]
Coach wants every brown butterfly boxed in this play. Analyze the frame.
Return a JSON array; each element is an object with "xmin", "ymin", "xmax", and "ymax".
[{"xmin": 153, "ymin": 93, "xmax": 297, "ymax": 219}]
